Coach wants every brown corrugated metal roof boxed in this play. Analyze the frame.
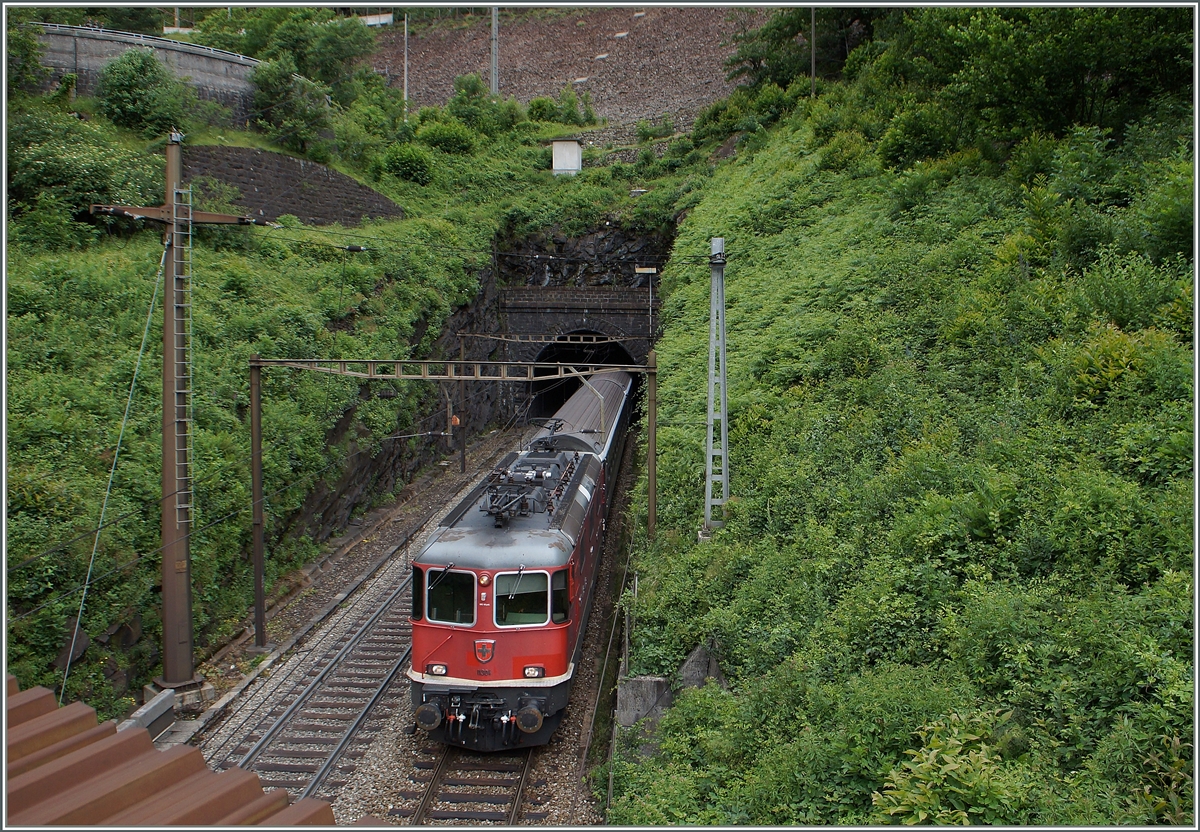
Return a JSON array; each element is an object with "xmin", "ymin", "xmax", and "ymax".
[{"xmin": 4, "ymin": 672, "xmax": 381, "ymax": 826}]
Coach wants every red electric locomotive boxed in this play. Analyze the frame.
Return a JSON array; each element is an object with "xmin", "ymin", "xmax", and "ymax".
[{"xmin": 407, "ymin": 371, "xmax": 634, "ymax": 750}]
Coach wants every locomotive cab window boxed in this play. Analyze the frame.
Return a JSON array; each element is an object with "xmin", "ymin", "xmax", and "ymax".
[
  {"xmin": 426, "ymin": 569, "xmax": 475, "ymax": 625},
  {"xmin": 552, "ymin": 570, "xmax": 568, "ymax": 623},
  {"xmin": 494, "ymin": 570, "xmax": 549, "ymax": 626},
  {"xmin": 412, "ymin": 567, "xmax": 424, "ymax": 620}
]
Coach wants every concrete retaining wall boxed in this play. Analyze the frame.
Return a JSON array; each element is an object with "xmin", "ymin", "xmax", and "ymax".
[{"xmin": 33, "ymin": 23, "xmax": 259, "ymax": 125}]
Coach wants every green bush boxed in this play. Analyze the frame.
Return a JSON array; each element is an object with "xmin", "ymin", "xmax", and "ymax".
[
  {"xmin": 6, "ymin": 104, "xmax": 162, "ymax": 217},
  {"xmin": 97, "ymin": 48, "xmax": 186, "ymax": 137},
  {"xmin": 416, "ymin": 119, "xmax": 476, "ymax": 154},
  {"xmin": 878, "ymin": 101, "xmax": 956, "ymax": 168},
  {"xmin": 382, "ymin": 142, "xmax": 432, "ymax": 185},
  {"xmin": 6, "ymin": 9, "xmax": 50, "ymax": 96},
  {"xmin": 527, "ymin": 97, "xmax": 558, "ymax": 122},
  {"xmin": 8, "ymin": 194, "xmax": 101, "ymax": 252},
  {"xmin": 636, "ymin": 114, "xmax": 675, "ymax": 143},
  {"xmin": 872, "ymin": 711, "xmax": 1034, "ymax": 825}
]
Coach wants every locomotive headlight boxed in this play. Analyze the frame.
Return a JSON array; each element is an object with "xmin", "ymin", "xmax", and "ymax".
[
  {"xmin": 426, "ymin": 663, "xmax": 448, "ymax": 676},
  {"xmin": 523, "ymin": 665, "xmax": 545, "ymax": 678},
  {"xmin": 479, "ymin": 574, "xmax": 491, "ymax": 587}
]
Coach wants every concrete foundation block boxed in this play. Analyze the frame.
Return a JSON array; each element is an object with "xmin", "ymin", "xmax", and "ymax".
[
  {"xmin": 616, "ymin": 675, "xmax": 672, "ymax": 728},
  {"xmin": 679, "ymin": 643, "xmax": 728, "ymax": 690},
  {"xmin": 118, "ymin": 687, "xmax": 176, "ymax": 739}
]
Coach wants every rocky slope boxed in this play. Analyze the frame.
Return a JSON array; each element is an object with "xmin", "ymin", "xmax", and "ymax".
[{"xmin": 373, "ymin": 6, "xmax": 767, "ymax": 129}]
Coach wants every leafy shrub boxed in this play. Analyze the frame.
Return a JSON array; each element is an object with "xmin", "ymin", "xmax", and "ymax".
[
  {"xmin": 1005, "ymin": 131, "xmax": 1058, "ymax": 187},
  {"xmin": 526, "ymin": 97, "xmax": 558, "ymax": 122},
  {"xmin": 1128, "ymin": 153, "xmax": 1194, "ymax": 263},
  {"xmin": 878, "ymin": 101, "xmax": 955, "ymax": 168},
  {"xmin": 382, "ymin": 142, "xmax": 432, "ymax": 185},
  {"xmin": 8, "ymin": 194, "xmax": 101, "ymax": 252},
  {"xmin": 417, "ymin": 119, "xmax": 475, "ymax": 154},
  {"xmin": 557, "ymin": 84, "xmax": 584, "ymax": 126},
  {"xmin": 7, "ymin": 9, "xmax": 50, "ymax": 96},
  {"xmin": 6, "ymin": 105, "xmax": 162, "ymax": 216},
  {"xmin": 637, "ymin": 113, "xmax": 675, "ymax": 143},
  {"xmin": 1080, "ymin": 248, "xmax": 1190, "ymax": 332},
  {"xmin": 97, "ymin": 48, "xmax": 185, "ymax": 137},
  {"xmin": 817, "ymin": 129, "xmax": 876, "ymax": 174},
  {"xmin": 872, "ymin": 711, "xmax": 1034, "ymax": 825}
]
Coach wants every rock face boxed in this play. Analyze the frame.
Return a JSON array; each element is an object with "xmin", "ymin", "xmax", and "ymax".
[
  {"xmin": 501, "ymin": 225, "xmax": 674, "ymax": 288},
  {"xmin": 281, "ymin": 256, "xmax": 512, "ymax": 547},
  {"xmin": 182, "ymin": 146, "xmax": 403, "ymax": 226},
  {"xmin": 375, "ymin": 7, "xmax": 767, "ymax": 128}
]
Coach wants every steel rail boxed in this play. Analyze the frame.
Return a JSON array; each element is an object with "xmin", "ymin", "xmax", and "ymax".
[
  {"xmin": 411, "ymin": 746, "xmax": 452, "ymax": 825},
  {"xmin": 237, "ymin": 574, "xmax": 413, "ymax": 769},
  {"xmin": 507, "ymin": 748, "xmax": 536, "ymax": 825},
  {"xmin": 301, "ymin": 644, "xmax": 413, "ymax": 800}
]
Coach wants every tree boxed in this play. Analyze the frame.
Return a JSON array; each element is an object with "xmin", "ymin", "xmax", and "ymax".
[
  {"xmin": 96, "ymin": 48, "xmax": 185, "ymax": 137},
  {"xmin": 725, "ymin": 7, "xmax": 887, "ymax": 89},
  {"xmin": 251, "ymin": 55, "xmax": 332, "ymax": 153},
  {"xmin": 6, "ymin": 8, "xmax": 49, "ymax": 97}
]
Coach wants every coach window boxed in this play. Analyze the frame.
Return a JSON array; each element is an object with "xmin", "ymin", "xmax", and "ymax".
[
  {"xmin": 551, "ymin": 570, "xmax": 569, "ymax": 623},
  {"xmin": 427, "ymin": 569, "xmax": 475, "ymax": 625},
  {"xmin": 494, "ymin": 570, "xmax": 549, "ymax": 626}
]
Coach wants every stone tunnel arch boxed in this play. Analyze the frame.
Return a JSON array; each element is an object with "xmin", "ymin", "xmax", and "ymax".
[{"xmin": 526, "ymin": 324, "xmax": 639, "ymax": 417}]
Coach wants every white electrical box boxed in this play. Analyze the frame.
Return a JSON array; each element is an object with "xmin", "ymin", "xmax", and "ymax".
[{"xmin": 551, "ymin": 139, "xmax": 582, "ymax": 176}]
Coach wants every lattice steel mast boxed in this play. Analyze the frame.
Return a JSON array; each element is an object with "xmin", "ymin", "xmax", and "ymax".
[{"xmin": 703, "ymin": 238, "xmax": 729, "ymax": 535}]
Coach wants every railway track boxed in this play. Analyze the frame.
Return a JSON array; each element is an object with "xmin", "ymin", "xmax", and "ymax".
[
  {"xmin": 390, "ymin": 743, "xmax": 547, "ymax": 825},
  {"xmin": 196, "ymin": 425, "xmax": 533, "ymax": 803},
  {"xmin": 202, "ymin": 565, "xmax": 414, "ymax": 800},
  {"xmin": 229, "ymin": 577, "xmax": 414, "ymax": 800}
]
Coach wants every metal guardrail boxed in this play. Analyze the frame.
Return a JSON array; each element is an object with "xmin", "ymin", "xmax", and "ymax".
[{"xmin": 30, "ymin": 22, "xmax": 260, "ymax": 64}]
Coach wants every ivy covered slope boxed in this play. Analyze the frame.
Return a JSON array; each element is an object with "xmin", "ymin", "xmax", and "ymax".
[
  {"xmin": 6, "ymin": 170, "xmax": 486, "ymax": 710},
  {"xmin": 613, "ymin": 8, "xmax": 1193, "ymax": 826},
  {"xmin": 5, "ymin": 46, "xmax": 691, "ymax": 718}
]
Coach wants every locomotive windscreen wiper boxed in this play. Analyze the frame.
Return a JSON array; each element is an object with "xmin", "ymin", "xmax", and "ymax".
[
  {"xmin": 426, "ymin": 563, "xmax": 455, "ymax": 593},
  {"xmin": 508, "ymin": 564, "xmax": 526, "ymax": 600}
]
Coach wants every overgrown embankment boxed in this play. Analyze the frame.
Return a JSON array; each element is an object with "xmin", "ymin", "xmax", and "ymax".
[
  {"xmin": 5, "ymin": 13, "xmax": 713, "ymax": 716},
  {"xmin": 610, "ymin": 7, "xmax": 1193, "ymax": 826}
]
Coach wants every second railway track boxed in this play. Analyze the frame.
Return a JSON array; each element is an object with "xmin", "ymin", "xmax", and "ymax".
[
  {"xmin": 230, "ymin": 576, "xmax": 415, "ymax": 800},
  {"xmin": 194, "ymin": 426, "xmax": 531, "ymax": 803}
]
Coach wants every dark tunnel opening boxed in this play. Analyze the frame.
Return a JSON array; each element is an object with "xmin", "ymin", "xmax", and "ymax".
[{"xmin": 525, "ymin": 332, "xmax": 639, "ymax": 419}]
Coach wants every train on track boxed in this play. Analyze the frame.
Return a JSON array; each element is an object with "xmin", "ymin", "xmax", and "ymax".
[{"xmin": 407, "ymin": 371, "xmax": 634, "ymax": 751}]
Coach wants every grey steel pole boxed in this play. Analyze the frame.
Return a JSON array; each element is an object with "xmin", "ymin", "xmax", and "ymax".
[
  {"xmin": 811, "ymin": 7, "xmax": 816, "ymax": 97},
  {"xmin": 647, "ymin": 350, "xmax": 657, "ymax": 540},
  {"xmin": 160, "ymin": 133, "xmax": 195, "ymax": 687},
  {"xmin": 703, "ymin": 238, "xmax": 728, "ymax": 533},
  {"xmin": 460, "ymin": 339, "xmax": 467, "ymax": 473},
  {"xmin": 403, "ymin": 14, "xmax": 409, "ymax": 120},
  {"xmin": 491, "ymin": 7, "xmax": 499, "ymax": 96},
  {"xmin": 250, "ymin": 357, "xmax": 266, "ymax": 648}
]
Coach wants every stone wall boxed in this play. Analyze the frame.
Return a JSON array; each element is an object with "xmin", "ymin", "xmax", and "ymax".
[
  {"xmin": 499, "ymin": 287, "xmax": 658, "ymax": 365},
  {"xmin": 33, "ymin": 23, "xmax": 258, "ymax": 125},
  {"xmin": 183, "ymin": 146, "xmax": 403, "ymax": 226}
]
